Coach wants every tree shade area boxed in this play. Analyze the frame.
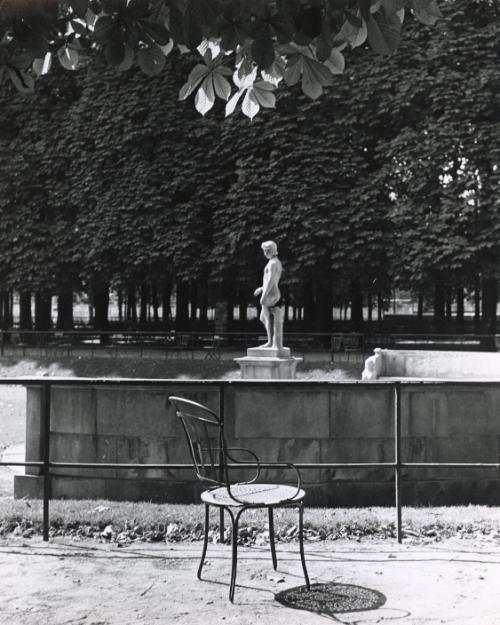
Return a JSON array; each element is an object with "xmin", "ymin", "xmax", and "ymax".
[
  {"xmin": 0, "ymin": 0, "xmax": 498, "ymax": 334},
  {"xmin": 0, "ymin": 0, "xmax": 442, "ymax": 118}
]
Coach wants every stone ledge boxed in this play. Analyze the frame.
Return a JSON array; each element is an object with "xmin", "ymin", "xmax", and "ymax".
[{"xmin": 362, "ymin": 348, "xmax": 500, "ymax": 380}]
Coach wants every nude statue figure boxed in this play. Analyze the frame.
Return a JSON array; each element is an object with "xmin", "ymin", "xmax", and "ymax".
[{"xmin": 253, "ymin": 240, "xmax": 285, "ymax": 350}]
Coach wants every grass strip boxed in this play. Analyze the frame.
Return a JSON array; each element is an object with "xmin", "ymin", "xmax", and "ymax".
[{"xmin": 1, "ymin": 499, "xmax": 499, "ymax": 543}]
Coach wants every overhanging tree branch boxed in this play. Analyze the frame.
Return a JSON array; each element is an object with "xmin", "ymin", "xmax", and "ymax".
[{"xmin": 0, "ymin": 0, "xmax": 442, "ymax": 118}]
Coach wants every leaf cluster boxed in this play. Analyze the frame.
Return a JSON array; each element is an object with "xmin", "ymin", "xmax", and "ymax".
[{"xmin": 0, "ymin": 0, "xmax": 442, "ymax": 118}]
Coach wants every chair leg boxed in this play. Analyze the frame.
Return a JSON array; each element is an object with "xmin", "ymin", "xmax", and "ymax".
[
  {"xmin": 268, "ymin": 507, "xmax": 277, "ymax": 570},
  {"xmin": 298, "ymin": 503, "xmax": 310, "ymax": 590},
  {"xmin": 197, "ymin": 503, "xmax": 210, "ymax": 580},
  {"xmin": 229, "ymin": 508, "xmax": 244, "ymax": 603},
  {"xmin": 219, "ymin": 507, "xmax": 225, "ymax": 543}
]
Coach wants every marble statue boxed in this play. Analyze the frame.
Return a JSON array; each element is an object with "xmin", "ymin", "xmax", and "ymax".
[{"xmin": 253, "ymin": 240, "xmax": 284, "ymax": 350}]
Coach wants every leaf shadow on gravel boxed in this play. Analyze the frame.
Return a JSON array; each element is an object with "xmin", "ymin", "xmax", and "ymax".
[{"xmin": 275, "ymin": 581, "xmax": 386, "ymax": 616}]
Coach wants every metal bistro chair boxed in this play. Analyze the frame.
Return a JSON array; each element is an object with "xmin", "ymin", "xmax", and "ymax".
[
  {"xmin": 203, "ymin": 335, "xmax": 222, "ymax": 361},
  {"xmin": 343, "ymin": 334, "xmax": 363, "ymax": 361},
  {"xmin": 168, "ymin": 396, "xmax": 310, "ymax": 602},
  {"xmin": 330, "ymin": 334, "xmax": 344, "ymax": 363}
]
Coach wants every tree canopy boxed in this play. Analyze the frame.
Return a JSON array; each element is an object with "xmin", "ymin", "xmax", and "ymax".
[
  {"xmin": 0, "ymin": 0, "xmax": 498, "ymax": 333},
  {"xmin": 0, "ymin": 0, "xmax": 442, "ymax": 118}
]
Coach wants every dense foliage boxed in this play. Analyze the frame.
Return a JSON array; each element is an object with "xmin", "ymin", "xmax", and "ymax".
[
  {"xmin": 0, "ymin": 0, "xmax": 498, "ymax": 332},
  {"xmin": 0, "ymin": 0, "xmax": 442, "ymax": 118}
]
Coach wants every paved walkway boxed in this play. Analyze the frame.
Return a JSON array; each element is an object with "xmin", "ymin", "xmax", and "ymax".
[{"xmin": 0, "ymin": 537, "xmax": 499, "ymax": 625}]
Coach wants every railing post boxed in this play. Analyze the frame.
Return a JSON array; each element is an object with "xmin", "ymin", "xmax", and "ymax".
[
  {"xmin": 41, "ymin": 381, "xmax": 51, "ymax": 541},
  {"xmin": 219, "ymin": 382, "xmax": 225, "ymax": 543},
  {"xmin": 394, "ymin": 381, "xmax": 402, "ymax": 543}
]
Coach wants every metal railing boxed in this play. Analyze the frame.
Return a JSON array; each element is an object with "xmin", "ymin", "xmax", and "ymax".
[
  {"xmin": 1, "ymin": 329, "xmax": 497, "ymax": 361},
  {"xmin": 1, "ymin": 377, "xmax": 500, "ymax": 544}
]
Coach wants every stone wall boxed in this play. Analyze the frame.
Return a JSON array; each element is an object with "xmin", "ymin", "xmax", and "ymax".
[{"xmin": 15, "ymin": 380, "xmax": 500, "ymax": 506}]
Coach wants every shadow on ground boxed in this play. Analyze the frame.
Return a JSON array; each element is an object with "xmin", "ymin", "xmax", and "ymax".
[{"xmin": 275, "ymin": 581, "xmax": 386, "ymax": 615}]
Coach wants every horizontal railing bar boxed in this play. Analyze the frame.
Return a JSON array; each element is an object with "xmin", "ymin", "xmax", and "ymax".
[
  {"xmin": 48, "ymin": 463, "xmax": 194, "ymax": 469},
  {"xmin": 0, "ymin": 462, "xmax": 43, "ymax": 467},
  {"xmin": 0, "ymin": 377, "xmax": 499, "ymax": 388},
  {"xmin": 2, "ymin": 329, "xmax": 496, "ymax": 336},
  {"xmin": 47, "ymin": 462, "xmax": 394, "ymax": 470},
  {"xmin": 401, "ymin": 462, "xmax": 500, "ymax": 468},
  {"xmin": 2, "ymin": 461, "xmax": 499, "ymax": 470}
]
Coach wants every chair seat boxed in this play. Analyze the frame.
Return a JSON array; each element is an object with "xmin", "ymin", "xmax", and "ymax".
[{"xmin": 201, "ymin": 483, "xmax": 305, "ymax": 507}]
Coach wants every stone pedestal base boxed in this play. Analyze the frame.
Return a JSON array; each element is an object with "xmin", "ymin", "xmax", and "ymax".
[
  {"xmin": 246, "ymin": 346, "xmax": 291, "ymax": 358},
  {"xmin": 235, "ymin": 346, "xmax": 302, "ymax": 379}
]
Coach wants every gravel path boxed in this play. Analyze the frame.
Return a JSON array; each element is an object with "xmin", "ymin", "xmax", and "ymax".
[{"xmin": 0, "ymin": 537, "xmax": 499, "ymax": 625}]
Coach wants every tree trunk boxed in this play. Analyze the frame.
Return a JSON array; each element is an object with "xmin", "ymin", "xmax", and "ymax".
[
  {"xmin": 456, "ymin": 288, "xmax": 464, "ymax": 326},
  {"xmin": 482, "ymin": 277, "xmax": 498, "ymax": 335},
  {"xmin": 190, "ymin": 281, "xmax": 198, "ymax": 322},
  {"xmin": 433, "ymin": 281, "xmax": 445, "ymax": 330},
  {"xmin": 367, "ymin": 292, "xmax": 373, "ymax": 324},
  {"xmin": 56, "ymin": 286, "xmax": 74, "ymax": 330},
  {"xmin": 7, "ymin": 291, "xmax": 13, "ymax": 327},
  {"xmin": 92, "ymin": 280, "xmax": 110, "ymax": 337},
  {"xmin": 417, "ymin": 295, "xmax": 424, "ymax": 319},
  {"xmin": 34, "ymin": 292, "xmax": 52, "ymax": 331},
  {"xmin": 238, "ymin": 290, "xmax": 247, "ymax": 323},
  {"xmin": 19, "ymin": 292, "xmax": 32, "ymax": 330},
  {"xmin": 314, "ymin": 281, "xmax": 333, "ymax": 333},
  {"xmin": 199, "ymin": 285, "xmax": 208, "ymax": 326},
  {"xmin": 302, "ymin": 283, "xmax": 315, "ymax": 330},
  {"xmin": 226, "ymin": 289, "xmax": 234, "ymax": 327},
  {"xmin": 126, "ymin": 285, "xmax": 137, "ymax": 324},
  {"xmin": 1, "ymin": 291, "xmax": 13, "ymax": 329},
  {"xmin": 377, "ymin": 294, "xmax": 383, "ymax": 322},
  {"xmin": 139, "ymin": 282, "xmax": 149, "ymax": 326},
  {"xmin": 175, "ymin": 281, "xmax": 190, "ymax": 330},
  {"xmin": 117, "ymin": 289, "xmax": 123, "ymax": 322},
  {"xmin": 151, "ymin": 282, "xmax": 159, "ymax": 323},
  {"xmin": 214, "ymin": 301, "xmax": 228, "ymax": 334},
  {"xmin": 0, "ymin": 292, "xmax": 7, "ymax": 329},
  {"xmin": 474, "ymin": 279, "xmax": 481, "ymax": 330},
  {"xmin": 445, "ymin": 289, "xmax": 452, "ymax": 320},
  {"xmin": 350, "ymin": 284, "xmax": 364, "ymax": 330},
  {"xmin": 161, "ymin": 280, "xmax": 172, "ymax": 327}
]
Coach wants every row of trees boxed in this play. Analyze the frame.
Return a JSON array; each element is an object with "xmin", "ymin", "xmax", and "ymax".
[{"xmin": 0, "ymin": 0, "xmax": 498, "ymax": 333}]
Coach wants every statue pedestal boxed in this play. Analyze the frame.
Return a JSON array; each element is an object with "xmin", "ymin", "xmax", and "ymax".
[{"xmin": 234, "ymin": 347, "xmax": 302, "ymax": 380}]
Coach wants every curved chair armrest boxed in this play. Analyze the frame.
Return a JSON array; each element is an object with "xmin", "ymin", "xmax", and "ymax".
[
  {"xmin": 266, "ymin": 461, "xmax": 302, "ymax": 500},
  {"xmin": 225, "ymin": 447, "xmax": 261, "ymax": 485}
]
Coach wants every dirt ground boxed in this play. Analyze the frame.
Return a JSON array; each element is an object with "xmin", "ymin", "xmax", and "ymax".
[{"xmin": 0, "ymin": 536, "xmax": 499, "ymax": 625}]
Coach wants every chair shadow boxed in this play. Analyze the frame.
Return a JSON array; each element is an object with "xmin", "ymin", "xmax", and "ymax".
[{"xmin": 275, "ymin": 581, "xmax": 386, "ymax": 617}]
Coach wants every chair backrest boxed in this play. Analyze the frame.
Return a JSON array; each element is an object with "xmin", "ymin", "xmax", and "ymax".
[
  {"xmin": 169, "ymin": 396, "xmax": 226, "ymax": 486},
  {"xmin": 177, "ymin": 334, "xmax": 190, "ymax": 347},
  {"xmin": 331, "ymin": 335, "xmax": 344, "ymax": 351},
  {"xmin": 344, "ymin": 335, "xmax": 362, "ymax": 350}
]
